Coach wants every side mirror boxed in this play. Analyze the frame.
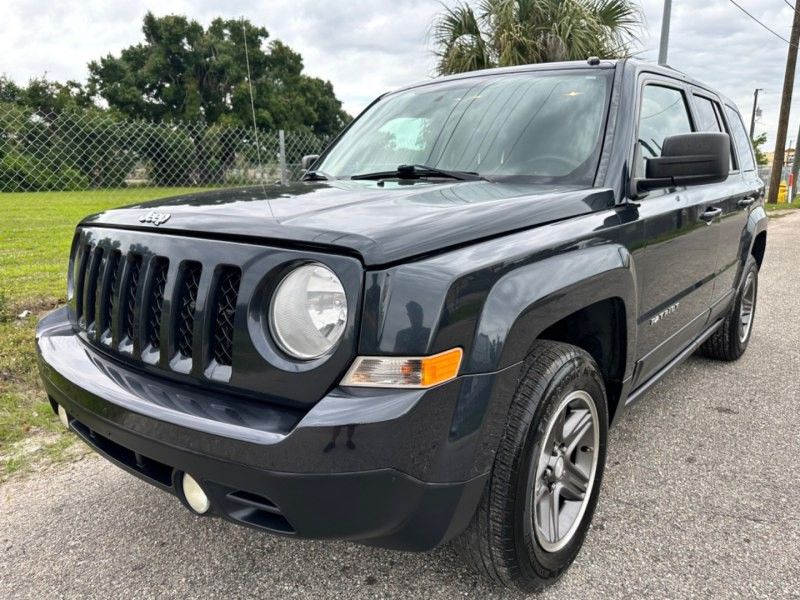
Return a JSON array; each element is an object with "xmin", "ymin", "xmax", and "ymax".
[
  {"xmin": 637, "ymin": 132, "xmax": 729, "ymax": 192},
  {"xmin": 301, "ymin": 154, "xmax": 320, "ymax": 171}
]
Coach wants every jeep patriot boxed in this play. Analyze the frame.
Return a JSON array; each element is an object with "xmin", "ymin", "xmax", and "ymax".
[{"xmin": 36, "ymin": 58, "xmax": 767, "ymax": 591}]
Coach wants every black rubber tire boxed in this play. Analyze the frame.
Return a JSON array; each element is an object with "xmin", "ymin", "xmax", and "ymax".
[
  {"xmin": 700, "ymin": 257, "xmax": 759, "ymax": 361},
  {"xmin": 453, "ymin": 340, "xmax": 608, "ymax": 592}
]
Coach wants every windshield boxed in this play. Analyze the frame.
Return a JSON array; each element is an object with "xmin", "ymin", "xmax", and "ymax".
[{"xmin": 317, "ymin": 70, "xmax": 612, "ymax": 184}]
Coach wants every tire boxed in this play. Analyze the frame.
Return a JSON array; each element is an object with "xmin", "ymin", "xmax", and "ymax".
[
  {"xmin": 700, "ymin": 256, "xmax": 759, "ymax": 361},
  {"xmin": 454, "ymin": 340, "xmax": 608, "ymax": 592}
]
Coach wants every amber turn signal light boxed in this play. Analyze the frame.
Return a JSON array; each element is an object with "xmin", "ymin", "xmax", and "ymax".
[{"xmin": 341, "ymin": 348, "xmax": 463, "ymax": 389}]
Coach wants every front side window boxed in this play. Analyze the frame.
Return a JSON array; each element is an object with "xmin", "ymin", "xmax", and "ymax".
[
  {"xmin": 636, "ymin": 85, "xmax": 693, "ymax": 176},
  {"xmin": 725, "ymin": 105, "xmax": 756, "ymax": 172},
  {"xmin": 317, "ymin": 71, "xmax": 613, "ymax": 184}
]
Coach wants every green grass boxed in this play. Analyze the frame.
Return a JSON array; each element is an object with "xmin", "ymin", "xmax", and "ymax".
[
  {"xmin": 0, "ymin": 187, "xmax": 211, "ymax": 480},
  {"xmin": 765, "ymin": 199, "xmax": 800, "ymax": 212}
]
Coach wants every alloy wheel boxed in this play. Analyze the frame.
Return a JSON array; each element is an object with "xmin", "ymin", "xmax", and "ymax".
[
  {"xmin": 531, "ymin": 390, "xmax": 600, "ymax": 553},
  {"xmin": 739, "ymin": 271, "xmax": 756, "ymax": 343}
]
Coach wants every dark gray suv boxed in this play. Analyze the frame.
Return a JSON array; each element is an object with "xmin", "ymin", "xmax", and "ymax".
[{"xmin": 37, "ymin": 58, "xmax": 767, "ymax": 591}]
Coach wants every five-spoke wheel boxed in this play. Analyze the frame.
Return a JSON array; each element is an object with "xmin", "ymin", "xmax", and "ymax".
[
  {"xmin": 532, "ymin": 390, "xmax": 599, "ymax": 552},
  {"xmin": 455, "ymin": 341, "xmax": 608, "ymax": 592},
  {"xmin": 739, "ymin": 270, "xmax": 756, "ymax": 343}
]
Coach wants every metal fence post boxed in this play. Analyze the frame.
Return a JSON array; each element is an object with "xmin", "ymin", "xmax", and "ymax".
[{"xmin": 278, "ymin": 130, "xmax": 288, "ymax": 186}]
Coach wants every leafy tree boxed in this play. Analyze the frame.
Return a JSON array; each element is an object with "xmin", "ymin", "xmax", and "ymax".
[
  {"xmin": 432, "ymin": 0, "xmax": 641, "ymax": 75},
  {"xmin": 0, "ymin": 75, "xmax": 91, "ymax": 116},
  {"xmin": 0, "ymin": 77, "xmax": 22, "ymax": 104},
  {"xmin": 87, "ymin": 13, "xmax": 350, "ymax": 135},
  {"xmin": 751, "ymin": 132, "xmax": 768, "ymax": 166}
]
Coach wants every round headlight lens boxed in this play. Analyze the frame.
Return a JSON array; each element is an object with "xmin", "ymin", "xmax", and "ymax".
[{"xmin": 270, "ymin": 264, "xmax": 348, "ymax": 359}]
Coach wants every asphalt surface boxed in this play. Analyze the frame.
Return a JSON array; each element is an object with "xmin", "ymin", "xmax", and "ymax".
[{"xmin": 2, "ymin": 212, "xmax": 800, "ymax": 600}]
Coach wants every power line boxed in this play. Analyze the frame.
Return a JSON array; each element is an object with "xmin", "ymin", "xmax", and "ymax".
[{"xmin": 727, "ymin": 0, "xmax": 795, "ymax": 47}]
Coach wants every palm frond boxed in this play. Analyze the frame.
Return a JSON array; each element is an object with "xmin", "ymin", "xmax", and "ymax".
[
  {"xmin": 432, "ymin": 0, "xmax": 643, "ymax": 73},
  {"xmin": 431, "ymin": 2, "xmax": 493, "ymax": 74}
]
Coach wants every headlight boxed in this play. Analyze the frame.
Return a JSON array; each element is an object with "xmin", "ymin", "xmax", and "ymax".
[{"xmin": 269, "ymin": 263, "xmax": 348, "ymax": 359}]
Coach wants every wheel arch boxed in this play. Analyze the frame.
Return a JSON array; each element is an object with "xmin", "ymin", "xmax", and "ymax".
[
  {"xmin": 751, "ymin": 230, "xmax": 767, "ymax": 269},
  {"xmin": 468, "ymin": 245, "xmax": 638, "ymax": 413},
  {"xmin": 538, "ymin": 298, "xmax": 627, "ymax": 423},
  {"xmin": 746, "ymin": 205, "xmax": 768, "ymax": 271}
]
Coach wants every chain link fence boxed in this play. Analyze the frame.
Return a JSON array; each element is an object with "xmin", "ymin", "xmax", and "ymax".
[{"xmin": 0, "ymin": 104, "xmax": 331, "ymax": 195}]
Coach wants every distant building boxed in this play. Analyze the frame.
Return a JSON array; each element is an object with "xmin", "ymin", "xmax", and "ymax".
[{"xmin": 766, "ymin": 148, "xmax": 795, "ymax": 169}]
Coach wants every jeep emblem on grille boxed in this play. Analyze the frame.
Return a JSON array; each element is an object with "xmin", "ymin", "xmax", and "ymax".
[{"xmin": 139, "ymin": 212, "xmax": 171, "ymax": 226}]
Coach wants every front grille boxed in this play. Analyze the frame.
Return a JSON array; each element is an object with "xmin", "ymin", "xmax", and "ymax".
[
  {"xmin": 71, "ymin": 239, "xmax": 245, "ymax": 381},
  {"xmin": 210, "ymin": 268, "xmax": 241, "ymax": 366},
  {"xmin": 69, "ymin": 226, "xmax": 360, "ymax": 403}
]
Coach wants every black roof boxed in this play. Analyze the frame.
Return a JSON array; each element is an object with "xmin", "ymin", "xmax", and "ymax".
[{"xmin": 390, "ymin": 58, "xmax": 735, "ymax": 108}]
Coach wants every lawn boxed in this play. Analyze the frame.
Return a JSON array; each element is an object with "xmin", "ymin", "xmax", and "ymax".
[
  {"xmin": 0, "ymin": 187, "xmax": 211, "ymax": 479},
  {"xmin": 765, "ymin": 198, "xmax": 800, "ymax": 212}
]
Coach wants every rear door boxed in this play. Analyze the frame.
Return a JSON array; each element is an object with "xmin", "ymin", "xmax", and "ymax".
[
  {"xmin": 716, "ymin": 104, "xmax": 765, "ymax": 308},
  {"xmin": 632, "ymin": 79, "xmax": 721, "ymax": 385},
  {"xmin": 688, "ymin": 91, "xmax": 759, "ymax": 313}
]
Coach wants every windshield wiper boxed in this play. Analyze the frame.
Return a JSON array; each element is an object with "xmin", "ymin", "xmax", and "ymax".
[{"xmin": 350, "ymin": 164, "xmax": 484, "ymax": 181}]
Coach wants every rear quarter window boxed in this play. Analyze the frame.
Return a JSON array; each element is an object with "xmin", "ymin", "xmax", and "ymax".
[
  {"xmin": 724, "ymin": 105, "xmax": 756, "ymax": 172},
  {"xmin": 693, "ymin": 95, "xmax": 735, "ymax": 171}
]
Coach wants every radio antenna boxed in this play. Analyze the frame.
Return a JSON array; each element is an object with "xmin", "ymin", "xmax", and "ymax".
[{"xmin": 241, "ymin": 18, "xmax": 272, "ymax": 201}]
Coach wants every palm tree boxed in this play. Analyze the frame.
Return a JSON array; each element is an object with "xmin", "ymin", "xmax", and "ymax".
[{"xmin": 432, "ymin": 0, "xmax": 641, "ymax": 75}]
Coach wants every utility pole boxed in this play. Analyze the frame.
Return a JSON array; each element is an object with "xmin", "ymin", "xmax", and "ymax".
[
  {"xmin": 793, "ymin": 121, "xmax": 800, "ymax": 201},
  {"xmin": 769, "ymin": 1, "xmax": 800, "ymax": 204},
  {"xmin": 749, "ymin": 88, "xmax": 763, "ymax": 139},
  {"xmin": 658, "ymin": 0, "xmax": 672, "ymax": 65}
]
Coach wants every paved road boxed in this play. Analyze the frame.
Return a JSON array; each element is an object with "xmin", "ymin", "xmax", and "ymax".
[{"xmin": 2, "ymin": 212, "xmax": 800, "ymax": 600}]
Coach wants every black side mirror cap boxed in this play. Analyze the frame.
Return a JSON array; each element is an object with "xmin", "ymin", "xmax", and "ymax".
[
  {"xmin": 636, "ymin": 132, "xmax": 730, "ymax": 193},
  {"xmin": 301, "ymin": 154, "xmax": 320, "ymax": 171}
]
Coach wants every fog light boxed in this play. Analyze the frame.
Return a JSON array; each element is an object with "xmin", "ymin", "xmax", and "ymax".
[
  {"xmin": 57, "ymin": 404, "xmax": 70, "ymax": 429},
  {"xmin": 182, "ymin": 473, "xmax": 210, "ymax": 514}
]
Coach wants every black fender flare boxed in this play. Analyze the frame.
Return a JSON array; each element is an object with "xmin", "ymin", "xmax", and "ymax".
[{"xmin": 467, "ymin": 244, "xmax": 638, "ymax": 381}]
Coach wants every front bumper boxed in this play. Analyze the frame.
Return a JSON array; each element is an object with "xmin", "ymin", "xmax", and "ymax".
[{"xmin": 36, "ymin": 307, "xmax": 520, "ymax": 551}]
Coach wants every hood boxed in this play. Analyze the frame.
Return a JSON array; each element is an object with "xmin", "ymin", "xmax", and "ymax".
[{"xmin": 81, "ymin": 181, "xmax": 615, "ymax": 266}]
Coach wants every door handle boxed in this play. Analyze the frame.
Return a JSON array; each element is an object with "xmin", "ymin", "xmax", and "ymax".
[
  {"xmin": 737, "ymin": 196, "xmax": 756, "ymax": 208},
  {"xmin": 700, "ymin": 207, "xmax": 723, "ymax": 223}
]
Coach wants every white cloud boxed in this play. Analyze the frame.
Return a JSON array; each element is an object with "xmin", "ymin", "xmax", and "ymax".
[{"xmin": 0, "ymin": 0, "xmax": 797, "ymax": 146}]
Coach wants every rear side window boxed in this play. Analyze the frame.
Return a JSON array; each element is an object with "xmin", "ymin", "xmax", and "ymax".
[
  {"xmin": 724, "ymin": 106, "xmax": 756, "ymax": 172},
  {"xmin": 636, "ymin": 85, "xmax": 693, "ymax": 176},
  {"xmin": 693, "ymin": 96, "xmax": 722, "ymax": 132},
  {"xmin": 693, "ymin": 95, "xmax": 734, "ymax": 171}
]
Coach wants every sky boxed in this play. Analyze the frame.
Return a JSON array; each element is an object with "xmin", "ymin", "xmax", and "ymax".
[{"xmin": 0, "ymin": 0, "xmax": 798, "ymax": 148}]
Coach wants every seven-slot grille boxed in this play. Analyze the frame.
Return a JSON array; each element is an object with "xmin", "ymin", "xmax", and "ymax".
[{"xmin": 73, "ymin": 244, "xmax": 241, "ymax": 380}]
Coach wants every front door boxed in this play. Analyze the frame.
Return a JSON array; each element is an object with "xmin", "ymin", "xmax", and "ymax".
[{"xmin": 631, "ymin": 81, "xmax": 721, "ymax": 386}]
